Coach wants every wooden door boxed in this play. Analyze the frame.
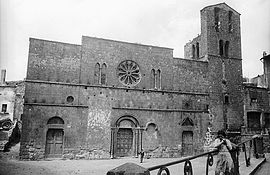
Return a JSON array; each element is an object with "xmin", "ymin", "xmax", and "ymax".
[
  {"xmin": 182, "ymin": 131, "xmax": 193, "ymax": 156},
  {"xmin": 46, "ymin": 129, "xmax": 63, "ymax": 157},
  {"xmin": 116, "ymin": 128, "xmax": 133, "ymax": 157}
]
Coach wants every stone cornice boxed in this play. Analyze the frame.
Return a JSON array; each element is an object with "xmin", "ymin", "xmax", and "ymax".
[
  {"xmin": 24, "ymin": 103, "xmax": 88, "ymax": 108},
  {"xmin": 112, "ymin": 106, "xmax": 209, "ymax": 113},
  {"xmin": 25, "ymin": 79, "xmax": 209, "ymax": 96}
]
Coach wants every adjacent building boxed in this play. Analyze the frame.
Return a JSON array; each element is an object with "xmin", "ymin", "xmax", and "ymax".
[
  {"xmin": 242, "ymin": 53, "xmax": 270, "ymax": 152},
  {"xmin": 0, "ymin": 70, "xmax": 24, "ymax": 150}
]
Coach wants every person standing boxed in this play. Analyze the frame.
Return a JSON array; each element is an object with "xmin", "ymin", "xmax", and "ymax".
[
  {"xmin": 214, "ymin": 130, "xmax": 234, "ymax": 175},
  {"xmin": 139, "ymin": 149, "xmax": 145, "ymax": 163}
]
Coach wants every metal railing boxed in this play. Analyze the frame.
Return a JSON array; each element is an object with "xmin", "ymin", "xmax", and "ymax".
[{"xmin": 147, "ymin": 136, "xmax": 263, "ymax": 175}]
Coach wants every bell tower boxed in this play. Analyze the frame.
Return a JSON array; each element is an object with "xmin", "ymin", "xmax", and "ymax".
[{"xmin": 200, "ymin": 3, "xmax": 243, "ymax": 131}]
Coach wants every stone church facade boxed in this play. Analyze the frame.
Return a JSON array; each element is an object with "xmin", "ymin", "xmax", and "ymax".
[{"xmin": 20, "ymin": 3, "xmax": 244, "ymax": 160}]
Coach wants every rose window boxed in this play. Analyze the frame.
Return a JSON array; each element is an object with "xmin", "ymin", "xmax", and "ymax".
[{"xmin": 117, "ymin": 60, "xmax": 141, "ymax": 86}]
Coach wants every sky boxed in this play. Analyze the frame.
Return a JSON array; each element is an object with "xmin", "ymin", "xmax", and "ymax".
[{"xmin": 0, "ymin": 0, "xmax": 270, "ymax": 81}]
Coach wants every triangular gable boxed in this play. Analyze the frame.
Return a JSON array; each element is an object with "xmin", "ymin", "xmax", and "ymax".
[{"xmin": 181, "ymin": 117, "xmax": 194, "ymax": 126}]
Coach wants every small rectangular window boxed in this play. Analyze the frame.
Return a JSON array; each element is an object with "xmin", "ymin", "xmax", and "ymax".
[
  {"xmin": 224, "ymin": 94, "xmax": 229, "ymax": 104},
  {"xmin": 1, "ymin": 104, "xmax": 7, "ymax": 113}
]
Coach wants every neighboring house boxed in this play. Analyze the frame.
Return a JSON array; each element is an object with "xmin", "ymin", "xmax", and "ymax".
[
  {"xmin": 242, "ymin": 53, "xmax": 270, "ymax": 152},
  {"xmin": 20, "ymin": 3, "xmax": 244, "ymax": 160},
  {"xmin": 0, "ymin": 70, "xmax": 25, "ymax": 150}
]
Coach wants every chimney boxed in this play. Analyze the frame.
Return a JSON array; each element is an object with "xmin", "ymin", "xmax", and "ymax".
[{"xmin": 1, "ymin": 69, "xmax": 6, "ymax": 85}]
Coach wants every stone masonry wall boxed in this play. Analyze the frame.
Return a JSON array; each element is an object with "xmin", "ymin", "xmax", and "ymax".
[{"xmin": 27, "ymin": 38, "xmax": 81, "ymax": 83}]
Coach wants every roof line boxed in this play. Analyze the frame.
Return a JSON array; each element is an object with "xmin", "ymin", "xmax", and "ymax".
[
  {"xmin": 200, "ymin": 2, "xmax": 241, "ymax": 15},
  {"xmin": 82, "ymin": 35, "xmax": 174, "ymax": 50},
  {"xmin": 29, "ymin": 37, "xmax": 81, "ymax": 47}
]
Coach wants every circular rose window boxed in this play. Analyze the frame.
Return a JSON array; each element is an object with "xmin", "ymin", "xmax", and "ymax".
[{"xmin": 117, "ymin": 60, "xmax": 141, "ymax": 87}]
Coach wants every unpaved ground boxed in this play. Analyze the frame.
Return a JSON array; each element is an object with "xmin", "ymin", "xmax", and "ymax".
[
  {"xmin": 0, "ymin": 145, "xmax": 266, "ymax": 175},
  {"xmin": 0, "ymin": 145, "xmax": 213, "ymax": 175},
  {"xmin": 0, "ymin": 152, "xmax": 214, "ymax": 175}
]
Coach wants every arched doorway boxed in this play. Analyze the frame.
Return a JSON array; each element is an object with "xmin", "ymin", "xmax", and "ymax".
[
  {"xmin": 45, "ymin": 117, "xmax": 64, "ymax": 158},
  {"xmin": 182, "ymin": 131, "xmax": 193, "ymax": 156},
  {"xmin": 114, "ymin": 116, "xmax": 140, "ymax": 157},
  {"xmin": 181, "ymin": 117, "xmax": 194, "ymax": 156}
]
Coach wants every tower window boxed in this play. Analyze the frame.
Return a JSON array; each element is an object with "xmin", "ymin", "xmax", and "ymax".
[
  {"xmin": 196, "ymin": 42, "xmax": 199, "ymax": 59},
  {"xmin": 219, "ymin": 40, "xmax": 224, "ymax": 56},
  {"xmin": 214, "ymin": 7, "xmax": 221, "ymax": 32},
  {"xmin": 228, "ymin": 11, "xmax": 233, "ymax": 32},
  {"xmin": 224, "ymin": 94, "xmax": 229, "ymax": 104},
  {"xmin": 225, "ymin": 41, "xmax": 229, "ymax": 57},
  {"xmin": 192, "ymin": 44, "xmax": 195, "ymax": 59},
  {"xmin": 1, "ymin": 104, "xmax": 7, "ymax": 113}
]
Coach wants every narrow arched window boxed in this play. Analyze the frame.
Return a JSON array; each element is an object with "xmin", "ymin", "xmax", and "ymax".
[
  {"xmin": 156, "ymin": 69, "xmax": 161, "ymax": 89},
  {"xmin": 192, "ymin": 45, "xmax": 195, "ymax": 59},
  {"xmin": 94, "ymin": 63, "xmax": 100, "ymax": 84},
  {"xmin": 150, "ymin": 69, "xmax": 155, "ymax": 89},
  {"xmin": 214, "ymin": 7, "xmax": 220, "ymax": 32},
  {"xmin": 101, "ymin": 63, "xmax": 107, "ymax": 85},
  {"xmin": 219, "ymin": 40, "xmax": 224, "ymax": 56},
  {"xmin": 228, "ymin": 11, "xmax": 233, "ymax": 32},
  {"xmin": 196, "ymin": 42, "xmax": 199, "ymax": 59},
  {"xmin": 225, "ymin": 41, "xmax": 229, "ymax": 57}
]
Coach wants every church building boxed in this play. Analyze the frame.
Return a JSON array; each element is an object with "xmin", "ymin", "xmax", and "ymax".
[{"xmin": 20, "ymin": 3, "xmax": 244, "ymax": 159}]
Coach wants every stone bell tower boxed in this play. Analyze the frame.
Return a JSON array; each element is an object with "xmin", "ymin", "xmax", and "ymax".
[{"xmin": 200, "ymin": 3, "xmax": 243, "ymax": 131}]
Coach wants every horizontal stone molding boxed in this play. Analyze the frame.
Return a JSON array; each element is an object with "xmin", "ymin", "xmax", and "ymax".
[
  {"xmin": 24, "ymin": 103, "xmax": 88, "ymax": 108},
  {"xmin": 25, "ymin": 79, "xmax": 209, "ymax": 96},
  {"xmin": 112, "ymin": 106, "xmax": 209, "ymax": 113}
]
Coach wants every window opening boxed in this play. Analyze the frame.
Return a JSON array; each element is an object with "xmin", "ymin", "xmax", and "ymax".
[
  {"xmin": 101, "ymin": 63, "xmax": 107, "ymax": 85},
  {"xmin": 219, "ymin": 40, "xmax": 224, "ymax": 56},
  {"xmin": 228, "ymin": 11, "xmax": 233, "ymax": 32},
  {"xmin": 94, "ymin": 63, "xmax": 101, "ymax": 84},
  {"xmin": 225, "ymin": 41, "xmax": 229, "ymax": 57},
  {"xmin": 214, "ymin": 7, "xmax": 221, "ymax": 32},
  {"xmin": 156, "ymin": 69, "xmax": 161, "ymax": 89},
  {"xmin": 192, "ymin": 45, "xmax": 195, "ymax": 59},
  {"xmin": 224, "ymin": 94, "xmax": 229, "ymax": 104},
  {"xmin": 247, "ymin": 112, "xmax": 261, "ymax": 129},
  {"xmin": 196, "ymin": 42, "xmax": 199, "ymax": 59},
  {"xmin": 1, "ymin": 104, "xmax": 7, "ymax": 113},
  {"xmin": 117, "ymin": 60, "xmax": 141, "ymax": 87},
  {"xmin": 66, "ymin": 96, "xmax": 74, "ymax": 103},
  {"xmin": 151, "ymin": 69, "xmax": 155, "ymax": 89}
]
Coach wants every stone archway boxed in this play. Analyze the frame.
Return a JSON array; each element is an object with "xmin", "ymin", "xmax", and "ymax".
[
  {"xmin": 112, "ymin": 116, "xmax": 141, "ymax": 157},
  {"xmin": 45, "ymin": 117, "xmax": 64, "ymax": 158}
]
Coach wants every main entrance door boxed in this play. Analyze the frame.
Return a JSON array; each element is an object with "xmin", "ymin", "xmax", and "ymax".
[
  {"xmin": 182, "ymin": 131, "xmax": 193, "ymax": 156},
  {"xmin": 116, "ymin": 128, "xmax": 133, "ymax": 157},
  {"xmin": 45, "ymin": 129, "xmax": 64, "ymax": 157}
]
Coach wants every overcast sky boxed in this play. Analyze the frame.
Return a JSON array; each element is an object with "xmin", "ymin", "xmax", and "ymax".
[{"xmin": 1, "ymin": 0, "xmax": 270, "ymax": 81}]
